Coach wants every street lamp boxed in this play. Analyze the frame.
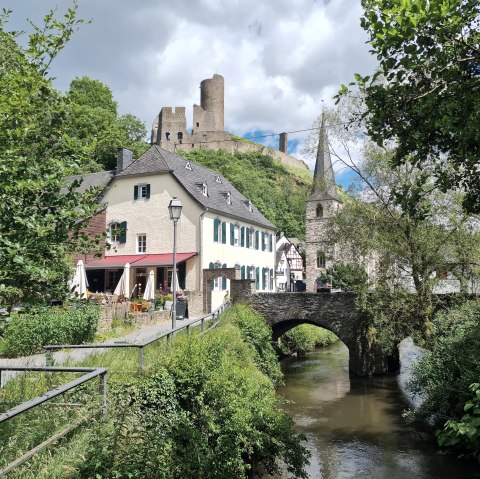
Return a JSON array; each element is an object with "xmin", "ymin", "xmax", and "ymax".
[{"xmin": 168, "ymin": 197, "xmax": 182, "ymax": 330}]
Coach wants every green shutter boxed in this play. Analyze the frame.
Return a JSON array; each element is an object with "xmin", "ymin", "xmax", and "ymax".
[
  {"xmin": 222, "ymin": 222, "xmax": 226, "ymax": 244},
  {"xmin": 146, "ymin": 184, "xmax": 151, "ymax": 199},
  {"xmin": 119, "ymin": 221, "xmax": 127, "ymax": 243},
  {"xmin": 134, "ymin": 185, "xmax": 139, "ymax": 200},
  {"xmin": 214, "ymin": 219, "xmax": 219, "ymax": 242},
  {"xmin": 255, "ymin": 230, "xmax": 259, "ymax": 250},
  {"xmin": 261, "ymin": 232, "xmax": 265, "ymax": 251},
  {"xmin": 241, "ymin": 265, "xmax": 245, "ymax": 279},
  {"xmin": 241, "ymin": 227, "xmax": 245, "ymax": 247},
  {"xmin": 209, "ymin": 262, "xmax": 214, "ymax": 270},
  {"xmin": 246, "ymin": 266, "xmax": 251, "ymax": 279},
  {"xmin": 222, "ymin": 263, "xmax": 227, "ymax": 290},
  {"xmin": 230, "ymin": 223, "xmax": 234, "ymax": 245},
  {"xmin": 246, "ymin": 228, "xmax": 250, "ymax": 248},
  {"xmin": 255, "ymin": 267, "xmax": 260, "ymax": 290},
  {"xmin": 269, "ymin": 234, "xmax": 273, "ymax": 252}
]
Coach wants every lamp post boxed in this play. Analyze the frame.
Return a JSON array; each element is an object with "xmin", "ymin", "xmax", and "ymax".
[{"xmin": 168, "ymin": 197, "xmax": 183, "ymax": 330}]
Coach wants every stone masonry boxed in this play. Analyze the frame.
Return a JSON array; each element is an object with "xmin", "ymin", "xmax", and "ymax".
[
  {"xmin": 230, "ymin": 279, "xmax": 397, "ymax": 377},
  {"xmin": 150, "ymin": 74, "xmax": 309, "ymax": 172}
]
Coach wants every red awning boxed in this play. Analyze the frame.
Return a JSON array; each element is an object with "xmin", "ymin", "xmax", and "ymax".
[{"xmin": 85, "ymin": 253, "xmax": 197, "ymax": 269}]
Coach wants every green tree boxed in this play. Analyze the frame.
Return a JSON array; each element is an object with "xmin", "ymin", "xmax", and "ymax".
[
  {"xmin": 343, "ymin": 0, "xmax": 480, "ymax": 213},
  {"xmin": 64, "ymin": 76, "xmax": 148, "ymax": 171},
  {"xmin": 0, "ymin": 6, "xmax": 101, "ymax": 307}
]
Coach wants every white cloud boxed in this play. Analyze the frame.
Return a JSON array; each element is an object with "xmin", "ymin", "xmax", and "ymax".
[{"xmin": 6, "ymin": 0, "xmax": 377, "ymax": 169}]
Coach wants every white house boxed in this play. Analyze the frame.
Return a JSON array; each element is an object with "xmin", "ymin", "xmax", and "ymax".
[
  {"xmin": 275, "ymin": 235, "xmax": 304, "ymax": 291},
  {"xmin": 78, "ymin": 146, "xmax": 277, "ymax": 312}
]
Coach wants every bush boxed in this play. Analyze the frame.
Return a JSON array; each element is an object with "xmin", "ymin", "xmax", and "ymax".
[
  {"xmin": 279, "ymin": 324, "xmax": 338, "ymax": 356},
  {"xmin": 408, "ymin": 300, "xmax": 480, "ymax": 425},
  {"xmin": 1, "ymin": 303, "xmax": 100, "ymax": 357},
  {"xmin": 436, "ymin": 383, "xmax": 480, "ymax": 461},
  {"xmin": 222, "ymin": 303, "xmax": 282, "ymax": 383},
  {"xmin": 77, "ymin": 309, "xmax": 309, "ymax": 478}
]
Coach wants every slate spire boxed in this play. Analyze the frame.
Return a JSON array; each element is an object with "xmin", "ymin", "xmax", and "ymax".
[{"xmin": 311, "ymin": 112, "xmax": 339, "ymax": 200}]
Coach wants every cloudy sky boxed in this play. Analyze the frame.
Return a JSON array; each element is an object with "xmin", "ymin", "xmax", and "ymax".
[{"xmin": 7, "ymin": 0, "xmax": 377, "ymax": 180}]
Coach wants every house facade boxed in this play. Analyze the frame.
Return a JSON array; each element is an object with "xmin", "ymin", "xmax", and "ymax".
[
  {"xmin": 80, "ymin": 146, "xmax": 277, "ymax": 312},
  {"xmin": 275, "ymin": 235, "xmax": 304, "ymax": 291}
]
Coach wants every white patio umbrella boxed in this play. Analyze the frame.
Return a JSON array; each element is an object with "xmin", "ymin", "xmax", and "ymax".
[
  {"xmin": 114, "ymin": 262, "xmax": 130, "ymax": 297},
  {"xmin": 69, "ymin": 260, "xmax": 88, "ymax": 299},
  {"xmin": 173, "ymin": 269, "xmax": 183, "ymax": 296},
  {"xmin": 143, "ymin": 270, "xmax": 155, "ymax": 301}
]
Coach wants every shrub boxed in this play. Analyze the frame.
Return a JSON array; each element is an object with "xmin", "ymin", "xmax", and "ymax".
[
  {"xmin": 222, "ymin": 303, "xmax": 282, "ymax": 383},
  {"xmin": 408, "ymin": 300, "xmax": 480, "ymax": 424},
  {"xmin": 1, "ymin": 303, "xmax": 100, "ymax": 357},
  {"xmin": 437, "ymin": 383, "xmax": 480, "ymax": 461},
  {"xmin": 279, "ymin": 324, "xmax": 338, "ymax": 356},
  {"xmin": 77, "ymin": 311, "xmax": 309, "ymax": 478}
]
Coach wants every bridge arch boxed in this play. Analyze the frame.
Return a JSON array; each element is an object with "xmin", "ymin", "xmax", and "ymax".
[{"xmin": 229, "ymin": 280, "xmax": 398, "ymax": 377}]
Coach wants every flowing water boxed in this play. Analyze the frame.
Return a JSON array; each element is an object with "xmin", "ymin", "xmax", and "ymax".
[{"xmin": 270, "ymin": 341, "xmax": 479, "ymax": 479}]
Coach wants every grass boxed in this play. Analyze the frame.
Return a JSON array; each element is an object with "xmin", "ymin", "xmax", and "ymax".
[{"xmin": 0, "ymin": 318, "xmax": 212, "ymax": 476}]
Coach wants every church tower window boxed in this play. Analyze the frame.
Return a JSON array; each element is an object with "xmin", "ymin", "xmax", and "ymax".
[
  {"xmin": 316, "ymin": 204, "xmax": 324, "ymax": 217},
  {"xmin": 316, "ymin": 251, "xmax": 326, "ymax": 269}
]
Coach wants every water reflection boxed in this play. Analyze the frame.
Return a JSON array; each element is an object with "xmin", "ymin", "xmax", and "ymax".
[{"xmin": 269, "ymin": 342, "xmax": 479, "ymax": 479}]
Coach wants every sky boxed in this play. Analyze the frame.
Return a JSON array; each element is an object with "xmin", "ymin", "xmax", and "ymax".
[{"xmin": 6, "ymin": 0, "xmax": 378, "ymax": 186}]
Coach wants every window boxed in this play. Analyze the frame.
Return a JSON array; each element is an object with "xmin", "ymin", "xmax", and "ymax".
[
  {"xmin": 185, "ymin": 161, "xmax": 192, "ymax": 170},
  {"xmin": 241, "ymin": 265, "xmax": 246, "ymax": 279},
  {"xmin": 261, "ymin": 232, "xmax": 267, "ymax": 251},
  {"xmin": 270, "ymin": 269, "xmax": 274, "ymax": 291},
  {"xmin": 109, "ymin": 221, "xmax": 127, "ymax": 244},
  {"xmin": 255, "ymin": 267, "xmax": 260, "ymax": 290},
  {"xmin": 240, "ymin": 226, "xmax": 245, "ymax": 247},
  {"xmin": 316, "ymin": 251, "xmax": 326, "ymax": 269},
  {"xmin": 214, "ymin": 218, "xmax": 221, "ymax": 242},
  {"xmin": 245, "ymin": 200, "xmax": 252, "ymax": 212},
  {"xmin": 226, "ymin": 192, "xmax": 231, "ymax": 204},
  {"xmin": 202, "ymin": 182, "xmax": 208, "ymax": 196},
  {"xmin": 134, "ymin": 184, "xmax": 150, "ymax": 200},
  {"xmin": 216, "ymin": 175, "xmax": 222, "ymax": 184},
  {"xmin": 177, "ymin": 132, "xmax": 183, "ymax": 140},
  {"xmin": 137, "ymin": 234, "xmax": 147, "ymax": 253},
  {"xmin": 196, "ymin": 122, "xmax": 200, "ymax": 127},
  {"xmin": 230, "ymin": 223, "xmax": 239, "ymax": 246},
  {"xmin": 247, "ymin": 228, "xmax": 254, "ymax": 249},
  {"xmin": 166, "ymin": 132, "xmax": 171, "ymax": 141},
  {"xmin": 316, "ymin": 204, "xmax": 324, "ymax": 217},
  {"xmin": 262, "ymin": 268, "xmax": 267, "ymax": 290}
]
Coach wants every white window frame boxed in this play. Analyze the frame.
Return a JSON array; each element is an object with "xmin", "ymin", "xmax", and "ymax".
[
  {"xmin": 109, "ymin": 222, "xmax": 121, "ymax": 244},
  {"xmin": 138, "ymin": 184, "xmax": 149, "ymax": 200},
  {"xmin": 248, "ymin": 229, "xmax": 254, "ymax": 249},
  {"xmin": 137, "ymin": 234, "xmax": 147, "ymax": 253},
  {"xmin": 233, "ymin": 224, "xmax": 239, "ymax": 246}
]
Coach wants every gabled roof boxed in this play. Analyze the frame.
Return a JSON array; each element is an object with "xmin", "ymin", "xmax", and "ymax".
[
  {"xmin": 65, "ymin": 170, "xmax": 116, "ymax": 196},
  {"xmin": 116, "ymin": 145, "xmax": 276, "ymax": 229}
]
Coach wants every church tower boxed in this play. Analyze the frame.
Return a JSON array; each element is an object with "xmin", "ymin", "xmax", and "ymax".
[{"xmin": 305, "ymin": 113, "xmax": 342, "ymax": 292}]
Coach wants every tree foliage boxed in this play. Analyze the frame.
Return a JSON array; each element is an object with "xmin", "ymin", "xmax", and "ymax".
[
  {"xmin": 0, "ymin": 6, "xmax": 102, "ymax": 306},
  {"xmin": 179, "ymin": 148, "xmax": 311, "ymax": 239},
  {"xmin": 344, "ymin": 0, "xmax": 480, "ymax": 213},
  {"xmin": 64, "ymin": 75, "xmax": 148, "ymax": 171}
]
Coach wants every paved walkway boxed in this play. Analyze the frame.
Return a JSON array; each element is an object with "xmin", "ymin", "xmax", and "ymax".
[{"xmin": 0, "ymin": 317, "xmax": 200, "ymax": 386}]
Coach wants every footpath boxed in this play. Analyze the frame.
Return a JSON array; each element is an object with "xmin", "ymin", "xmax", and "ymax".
[{"xmin": 0, "ymin": 317, "xmax": 199, "ymax": 386}]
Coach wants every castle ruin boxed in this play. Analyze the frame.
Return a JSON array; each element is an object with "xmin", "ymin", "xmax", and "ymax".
[{"xmin": 150, "ymin": 74, "xmax": 309, "ymax": 171}]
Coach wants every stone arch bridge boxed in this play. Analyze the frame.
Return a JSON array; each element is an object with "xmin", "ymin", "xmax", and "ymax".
[{"xmin": 229, "ymin": 279, "xmax": 399, "ymax": 377}]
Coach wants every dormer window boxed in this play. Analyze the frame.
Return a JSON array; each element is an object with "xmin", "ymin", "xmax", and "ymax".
[
  {"xmin": 185, "ymin": 161, "xmax": 192, "ymax": 170},
  {"xmin": 227, "ymin": 192, "xmax": 231, "ymax": 205},
  {"xmin": 202, "ymin": 182, "xmax": 208, "ymax": 196},
  {"xmin": 244, "ymin": 200, "xmax": 253, "ymax": 212},
  {"xmin": 216, "ymin": 175, "xmax": 222, "ymax": 184}
]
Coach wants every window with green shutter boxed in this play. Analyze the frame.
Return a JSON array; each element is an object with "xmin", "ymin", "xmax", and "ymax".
[
  {"xmin": 241, "ymin": 265, "xmax": 245, "ymax": 279},
  {"xmin": 255, "ymin": 230, "xmax": 259, "ymax": 250},
  {"xmin": 261, "ymin": 232, "xmax": 266, "ymax": 251},
  {"xmin": 221, "ymin": 221, "xmax": 226, "ymax": 244},
  {"xmin": 269, "ymin": 234, "xmax": 273, "ymax": 252},
  {"xmin": 246, "ymin": 228, "xmax": 250, "ymax": 248},
  {"xmin": 241, "ymin": 226, "xmax": 245, "ymax": 247},
  {"xmin": 230, "ymin": 223, "xmax": 234, "ymax": 245},
  {"xmin": 255, "ymin": 267, "xmax": 260, "ymax": 290},
  {"xmin": 119, "ymin": 221, "xmax": 127, "ymax": 244},
  {"xmin": 214, "ymin": 219, "xmax": 220, "ymax": 242}
]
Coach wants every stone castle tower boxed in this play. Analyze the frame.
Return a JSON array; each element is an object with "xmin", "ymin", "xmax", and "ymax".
[
  {"xmin": 305, "ymin": 113, "xmax": 342, "ymax": 292},
  {"xmin": 149, "ymin": 74, "xmax": 310, "ymax": 171},
  {"xmin": 151, "ymin": 74, "xmax": 230, "ymax": 152}
]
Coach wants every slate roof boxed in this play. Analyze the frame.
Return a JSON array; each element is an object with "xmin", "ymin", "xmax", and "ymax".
[
  {"xmin": 116, "ymin": 145, "xmax": 276, "ymax": 229},
  {"xmin": 65, "ymin": 170, "xmax": 116, "ymax": 195}
]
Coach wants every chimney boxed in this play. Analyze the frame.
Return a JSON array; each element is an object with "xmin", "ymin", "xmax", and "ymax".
[
  {"xmin": 117, "ymin": 148, "xmax": 133, "ymax": 173},
  {"xmin": 279, "ymin": 132, "xmax": 288, "ymax": 153}
]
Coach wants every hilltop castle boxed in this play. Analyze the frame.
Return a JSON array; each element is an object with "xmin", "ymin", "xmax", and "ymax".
[{"xmin": 150, "ymin": 74, "xmax": 309, "ymax": 172}]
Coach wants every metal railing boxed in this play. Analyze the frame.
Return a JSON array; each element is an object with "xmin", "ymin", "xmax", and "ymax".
[
  {"xmin": 44, "ymin": 300, "xmax": 231, "ymax": 371},
  {"xmin": 0, "ymin": 366, "xmax": 107, "ymax": 477}
]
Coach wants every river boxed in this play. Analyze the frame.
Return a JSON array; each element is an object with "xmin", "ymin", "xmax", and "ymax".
[{"xmin": 269, "ymin": 341, "xmax": 479, "ymax": 479}]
